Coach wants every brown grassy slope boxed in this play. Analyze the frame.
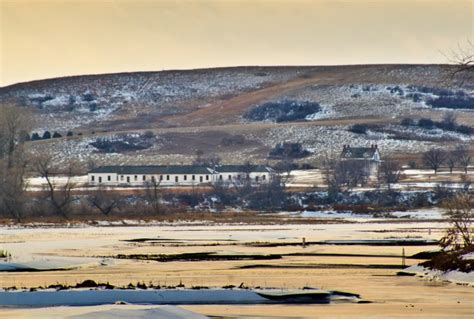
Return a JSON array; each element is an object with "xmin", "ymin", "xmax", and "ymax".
[
  {"xmin": 167, "ymin": 72, "xmax": 337, "ymax": 126},
  {"xmin": 162, "ymin": 64, "xmax": 449, "ymax": 127},
  {"xmin": 1, "ymin": 64, "xmax": 455, "ymax": 132}
]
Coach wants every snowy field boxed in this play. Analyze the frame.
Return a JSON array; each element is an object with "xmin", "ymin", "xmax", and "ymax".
[
  {"xmin": 24, "ymin": 167, "xmax": 473, "ymax": 192},
  {"xmin": 293, "ymin": 208, "xmax": 443, "ymax": 220},
  {"xmin": 287, "ymin": 168, "xmax": 474, "ymax": 189},
  {"xmin": 27, "ymin": 175, "xmax": 89, "ymax": 190},
  {"xmin": 0, "ymin": 288, "xmax": 359, "ymax": 307},
  {"xmin": 0, "ymin": 217, "xmax": 473, "ymax": 318}
]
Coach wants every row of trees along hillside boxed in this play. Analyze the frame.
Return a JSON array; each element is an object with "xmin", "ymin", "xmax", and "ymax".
[
  {"xmin": 28, "ymin": 130, "xmax": 74, "ymax": 141},
  {"xmin": 422, "ymin": 145, "xmax": 471, "ymax": 174}
]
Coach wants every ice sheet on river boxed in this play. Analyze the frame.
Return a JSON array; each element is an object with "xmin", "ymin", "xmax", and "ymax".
[{"xmin": 70, "ymin": 306, "xmax": 208, "ymax": 319}]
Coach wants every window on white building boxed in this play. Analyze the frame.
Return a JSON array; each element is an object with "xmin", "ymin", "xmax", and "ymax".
[{"xmin": 91, "ymin": 175, "xmax": 95, "ymax": 182}]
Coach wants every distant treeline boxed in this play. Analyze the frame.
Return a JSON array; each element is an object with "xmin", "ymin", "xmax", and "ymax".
[
  {"xmin": 27, "ymin": 130, "xmax": 76, "ymax": 141},
  {"xmin": 401, "ymin": 117, "xmax": 474, "ymax": 135}
]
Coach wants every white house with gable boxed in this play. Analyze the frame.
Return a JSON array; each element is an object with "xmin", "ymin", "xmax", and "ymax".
[{"xmin": 340, "ymin": 144, "xmax": 381, "ymax": 177}]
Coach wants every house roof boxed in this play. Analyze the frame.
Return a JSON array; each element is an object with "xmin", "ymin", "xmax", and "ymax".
[
  {"xmin": 340, "ymin": 147, "xmax": 379, "ymax": 160},
  {"xmin": 88, "ymin": 165, "xmax": 274, "ymax": 175},
  {"xmin": 214, "ymin": 165, "xmax": 273, "ymax": 173},
  {"xmin": 89, "ymin": 165, "xmax": 216, "ymax": 175}
]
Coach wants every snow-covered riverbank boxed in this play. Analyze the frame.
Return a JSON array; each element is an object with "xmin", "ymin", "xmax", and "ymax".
[{"xmin": 400, "ymin": 265, "xmax": 474, "ymax": 286}]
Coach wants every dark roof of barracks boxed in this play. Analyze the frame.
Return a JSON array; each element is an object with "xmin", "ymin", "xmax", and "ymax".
[{"xmin": 89, "ymin": 165, "xmax": 273, "ymax": 175}]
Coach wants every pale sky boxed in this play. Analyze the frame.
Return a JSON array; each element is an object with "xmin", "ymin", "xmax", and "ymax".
[{"xmin": 1, "ymin": 0, "xmax": 472, "ymax": 86}]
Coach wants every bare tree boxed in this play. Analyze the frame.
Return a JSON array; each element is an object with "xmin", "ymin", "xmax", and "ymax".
[
  {"xmin": 446, "ymin": 40, "xmax": 474, "ymax": 86},
  {"xmin": 0, "ymin": 105, "xmax": 31, "ymax": 167},
  {"xmin": 446, "ymin": 152, "xmax": 457, "ymax": 174},
  {"xmin": 240, "ymin": 160, "xmax": 254, "ymax": 184},
  {"xmin": 440, "ymin": 193, "xmax": 473, "ymax": 249},
  {"xmin": 231, "ymin": 161, "xmax": 254, "ymax": 198},
  {"xmin": 341, "ymin": 160, "xmax": 370, "ymax": 189},
  {"xmin": 322, "ymin": 156, "xmax": 342, "ymax": 200},
  {"xmin": 0, "ymin": 156, "xmax": 28, "ymax": 221},
  {"xmin": 87, "ymin": 186, "xmax": 121, "ymax": 216},
  {"xmin": 211, "ymin": 180, "xmax": 234, "ymax": 208},
  {"xmin": 460, "ymin": 174, "xmax": 472, "ymax": 192},
  {"xmin": 274, "ymin": 157, "xmax": 294, "ymax": 185},
  {"xmin": 143, "ymin": 177, "xmax": 162, "ymax": 214},
  {"xmin": 262, "ymin": 175, "xmax": 287, "ymax": 212},
  {"xmin": 454, "ymin": 144, "xmax": 471, "ymax": 174},
  {"xmin": 193, "ymin": 149, "xmax": 204, "ymax": 165},
  {"xmin": 0, "ymin": 105, "xmax": 32, "ymax": 221},
  {"xmin": 246, "ymin": 175, "xmax": 287, "ymax": 212},
  {"xmin": 422, "ymin": 148, "xmax": 447, "ymax": 174},
  {"xmin": 323, "ymin": 158, "xmax": 369, "ymax": 194},
  {"xmin": 265, "ymin": 174, "xmax": 287, "ymax": 211},
  {"xmin": 322, "ymin": 159, "xmax": 341, "ymax": 201},
  {"xmin": 87, "ymin": 158, "xmax": 98, "ymax": 171},
  {"xmin": 379, "ymin": 158, "xmax": 402, "ymax": 191},
  {"xmin": 202, "ymin": 154, "xmax": 221, "ymax": 168},
  {"xmin": 33, "ymin": 153, "xmax": 77, "ymax": 218},
  {"xmin": 441, "ymin": 111, "xmax": 457, "ymax": 131}
]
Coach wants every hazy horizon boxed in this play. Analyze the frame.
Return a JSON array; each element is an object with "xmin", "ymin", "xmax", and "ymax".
[{"xmin": 1, "ymin": 0, "xmax": 472, "ymax": 86}]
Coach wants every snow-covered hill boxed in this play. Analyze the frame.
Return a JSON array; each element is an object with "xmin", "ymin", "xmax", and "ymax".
[{"xmin": 1, "ymin": 65, "xmax": 473, "ymax": 168}]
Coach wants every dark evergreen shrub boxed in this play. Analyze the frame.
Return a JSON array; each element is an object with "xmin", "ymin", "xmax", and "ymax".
[
  {"xmin": 42, "ymin": 131, "xmax": 51, "ymax": 139},
  {"xmin": 269, "ymin": 142, "xmax": 310, "ymax": 159},
  {"xmin": 349, "ymin": 124, "xmax": 369, "ymax": 134},
  {"xmin": 244, "ymin": 100, "xmax": 321, "ymax": 122},
  {"xmin": 400, "ymin": 118, "xmax": 415, "ymax": 126},
  {"xmin": 418, "ymin": 118, "xmax": 435, "ymax": 129},
  {"xmin": 427, "ymin": 96, "xmax": 474, "ymax": 110}
]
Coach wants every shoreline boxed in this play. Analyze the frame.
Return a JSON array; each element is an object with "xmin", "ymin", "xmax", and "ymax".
[{"xmin": 0, "ymin": 207, "xmax": 447, "ymax": 229}]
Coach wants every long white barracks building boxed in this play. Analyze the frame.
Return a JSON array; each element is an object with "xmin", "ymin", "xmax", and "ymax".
[{"xmin": 88, "ymin": 165, "xmax": 274, "ymax": 187}]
